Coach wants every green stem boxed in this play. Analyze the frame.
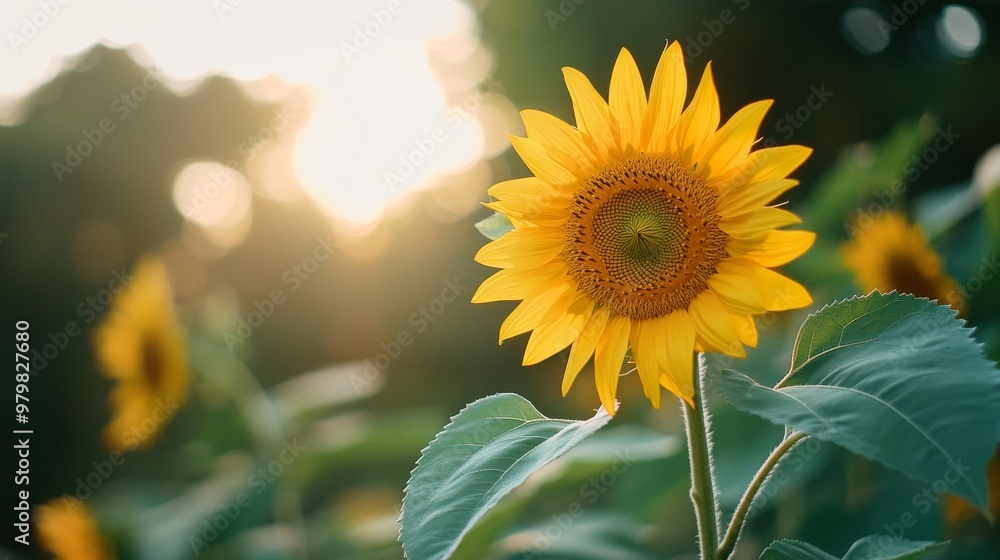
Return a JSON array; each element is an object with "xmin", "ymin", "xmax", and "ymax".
[
  {"xmin": 716, "ymin": 431, "xmax": 808, "ymax": 560},
  {"xmin": 196, "ymin": 342, "xmax": 310, "ymax": 559},
  {"xmin": 683, "ymin": 353, "xmax": 719, "ymax": 560},
  {"xmin": 230, "ymin": 359, "xmax": 310, "ymax": 560}
]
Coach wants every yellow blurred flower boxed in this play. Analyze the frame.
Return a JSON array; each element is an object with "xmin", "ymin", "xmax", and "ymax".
[
  {"xmin": 842, "ymin": 212, "xmax": 965, "ymax": 313},
  {"xmin": 37, "ymin": 497, "xmax": 115, "ymax": 560},
  {"xmin": 943, "ymin": 448, "xmax": 1000, "ymax": 534},
  {"xmin": 94, "ymin": 256, "xmax": 188, "ymax": 452},
  {"xmin": 473, "ymin": 43, "xmax": 813, "ymax": 412}
]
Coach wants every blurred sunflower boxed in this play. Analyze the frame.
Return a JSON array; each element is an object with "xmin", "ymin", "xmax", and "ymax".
[
  {"xmin": 37, "ymin": 497, "xmax": 115, "ymax": 560},
  {"xmin": 842, "ymin": 212, "xmax": 965, "ymax": 314},
  {"xmin": 942, "ymin": 448, "xmax": 1000, "ymax": 536},
  {"xmin": 94, "ymin": 256, "xmax": 188, "ymax": 452},
  {"xmin": 473, "ymin": 43, "xmax": 813, "ymax": 412}
]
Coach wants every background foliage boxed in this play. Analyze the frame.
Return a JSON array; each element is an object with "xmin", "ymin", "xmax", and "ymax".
[{"xmin": 2, "ymin": 1, "xmax": 999, "ymax": 558}]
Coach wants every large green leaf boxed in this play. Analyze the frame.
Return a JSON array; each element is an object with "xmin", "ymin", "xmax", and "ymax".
[
  {"xmin": 400, "ymin": 393, "xmax": 613, "ymax": 560},
  {"xmin": 760, "ymin": 536, "xmax": 946, "ymax": 560},
  {"xmin": 760, "ymin": 540, "xmax": 837, "ymax": 560},
  {"xmin": 840, "ymin": 536, "xmax": 947, "ymax": 560},
  {"xmin": 716, "ymin": 292, "xmax": 1000, "ymax": 510},
  {"xmin": 501, "ymin": 513, "xmax": 658, "ymax": 560}
]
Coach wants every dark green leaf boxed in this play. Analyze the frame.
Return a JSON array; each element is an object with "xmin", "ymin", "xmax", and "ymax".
[
  {"xmin": 716, "ymin": 292, "xmax": 1000, "ymax": 511},
  {"xmin": 400, "ymin": 393, "xmax": 613, "ymax": 560},
  {"xmin": 502, "ymin": 513, "xmax": 658, "ymax": 560},
  {"xmin": 841, "ymin": 535, "xmax": 947, "ymax": 559},
  {"xmin": 760, "ymin": 539, "xmax": 837, "ymax": 560},
  {"xmin": 760, "ymin": 536, "xmax": 947, "ymax": 560}
]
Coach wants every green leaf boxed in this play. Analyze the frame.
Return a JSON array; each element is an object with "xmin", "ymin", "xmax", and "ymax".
[
  {"xmin": 760, "ymin": 540, "xmax": 837, "ymax": 560},
  {"xmin": 841, "ymin": 536, "xmax": 947, "ymax": 560},
  {"xmin": 456, "ymin": 426, "xmax": 678, "ymax": 560},
  {"xmin": 475, "ymin": 212, "xmax": 515, "ymax": 240},
  {"xmin": 400, "ymin": 393, "xmax": 613, "ymax": 560},
  {"xmin": 502, "ymin": 513, "xmax": 658, "ymax": 560},
  {"xmin": 760, "ymin": 536, "xmax": 947, "ymax": 560},
  {"xmin": 716, "ymin": 292, "xmax": 1000, "ymax": 511}
]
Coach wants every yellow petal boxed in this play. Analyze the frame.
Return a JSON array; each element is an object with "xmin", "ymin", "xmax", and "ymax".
[
  {"xmin": 699, "ymin": 100, "xmax": 773, "ymax": 180},
  {"xmin": 630, "ymin": 317, "xmax": 666, "ymax": 409},
  {"xmin": 730, "ymin": 313, "xmax": 759, "ymax": 348},
  {"xmin": 563, "ymin": 66, "xmax": 619, "ymax": 161},
  {"xmin": 520, "ymin": 109, "xmax": 598, "ymax": 178},
  {"xmin": 509, "ymin": 135, "xmax": 579, "ymax": 187},
  {"xmin": 671, "ymin": 63, "xmax": 720, "ymax": 165},
  {"xmin": 472, "ymin": 260, "xmax": 568, "ymax": 303},
  {"xmin": 708, "ymin": 263, "xmax": 765, "ymax": 314},
  {"xmin": 483, "ymin": 200, "xmax": 567, "ymax": 228},
  {"xmin": 499, "ymin": 278, "xmax": 576, "ymax": 342},
  {"xmin": 474, "ymin": 227, "xmax": 564, "ymax": 269},
  {"xmin": 741, "ymin": 230, "xmax": 816, "ymax": 268},
  {"xmin": 717, "ymin": 178, "xmax": 799, "ymax": 216},
  {"xmin": 718, "ymin": 144, "xmax": 812, "ymax": 188},
  {"xmin": 641, "ymin": 41, "xmax": 686, "ymax": 154},
  {"xmin": 563, "ymin": 306, "xmax": 610, "ymax": 395},
  {"xmin": 661, "ymin": 309, "xmax": 696, "ymax": 405},
  {"xmin": 740, "ymin": 261, "xmax": 813, "ymax": 311},
  {"xmin": 689, "ymin": 290, "xmax": 746, "ymax": 357},
  {"xmin": 594, "ymin": 314, "xmax": 630, "ymax": 415},
  {"xmin": 719, "ymin": 206, "xmax": 802, "ymax": 243},
  {"xmin": 488, "ymin": 176, "xmax": 564, "ymax": 202},
  {"xmin": 609, "ymin": 48, "xmax": 647, "ymax": 154},
  {"xmin": 523, "ymin": 295, "xmax": 594, "ymax": 365}
]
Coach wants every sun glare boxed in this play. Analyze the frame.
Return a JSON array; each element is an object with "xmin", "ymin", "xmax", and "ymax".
[{"xmin": 2, "ymin": 0, "xmax": 501, "ymax": 228}]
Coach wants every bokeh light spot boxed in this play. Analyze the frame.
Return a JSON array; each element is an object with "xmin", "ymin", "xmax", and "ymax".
[{"xmin": 937, "ymin": 5, "xmax": 984, "ymax": 57}]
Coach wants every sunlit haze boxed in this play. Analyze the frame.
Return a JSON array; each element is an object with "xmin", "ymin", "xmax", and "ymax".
[{"xmin": 1, "ymin": 0, "xmax": 509, "ymax": 228}]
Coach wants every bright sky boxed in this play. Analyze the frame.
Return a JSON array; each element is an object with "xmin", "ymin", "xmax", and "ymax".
[{"xmin": 1, "ymin": 0, "xmax": 505, "ymax": 227}]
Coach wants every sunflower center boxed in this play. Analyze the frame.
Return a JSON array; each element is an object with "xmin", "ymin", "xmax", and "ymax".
[
  {"xmin": 885, "ymin": 252, "xmax": 946, "ymax": 302},
  {"xmin": 141, "ymin": 334, "xmax": 166, "ymax": 391},
  {"xmin": 565, "ymin": 155, "xmax": 728, "ymax": 320}
]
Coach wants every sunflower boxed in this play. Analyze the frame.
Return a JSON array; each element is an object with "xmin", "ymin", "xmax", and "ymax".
[
  {"xmin": 37, "ymin": 497, "xmax": 115, "ymax": 560},
  {"xmin": 842, "ymin": 212, "xmax": 965, "ymax": 314},
  {"xmin": 473, "ymin": 43, "xmax": 814, "ymax": 412},
  {"xmin": 94, "ymin": 256, "xmax": 189, "ymax": 452}
]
